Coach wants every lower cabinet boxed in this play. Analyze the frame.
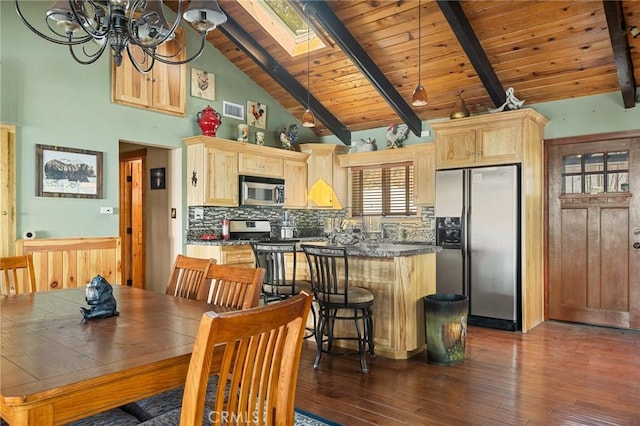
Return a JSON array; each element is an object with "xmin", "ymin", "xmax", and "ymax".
[{"xmin": 186, "ymin": 244, "xmax": 255, "ymax": 268}]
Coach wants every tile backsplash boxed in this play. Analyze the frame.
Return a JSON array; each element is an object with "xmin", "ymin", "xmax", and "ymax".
[{"xmin": 187, "ymin": 206, "xmax": 435, "ymax": 243}]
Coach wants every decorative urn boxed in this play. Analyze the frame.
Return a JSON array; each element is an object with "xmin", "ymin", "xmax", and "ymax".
[{"xmin": 197, "ymin": 105, "xmax": 222, "ymax": 136}]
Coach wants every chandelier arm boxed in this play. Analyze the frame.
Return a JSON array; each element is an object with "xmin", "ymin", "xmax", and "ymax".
[
  {"xmin": 129, "ymin": 0, "xmax": 184, "ymax": 49},
  {"xmin": 70, "ymin": 0, "xmax": 110, "ymax": 39},
  {"xmin": 68, "ymin": 39, "xmax": 109, "ymax": 65},
  {"xmin": 145, "ymin": 34, "xmax": 207, "ymax": 66},
  {"xmin": 127, "ymin": 45, "xmax": 156, "ymax": 74},
  {"xmin": 15, "ymin": 0, "xmax": 92, "ymax": 46}
]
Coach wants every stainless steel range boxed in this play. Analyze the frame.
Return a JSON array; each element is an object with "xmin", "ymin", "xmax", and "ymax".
[{"xmin": 229, "ymin": 219, "xmax": 272, "ymax": 241}]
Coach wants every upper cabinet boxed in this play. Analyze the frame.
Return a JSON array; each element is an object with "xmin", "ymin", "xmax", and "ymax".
[
  {"xmin": 431, "ymin": 110, "xmax": 548, "ymax": 169},
  {"xmin": 412, "ymin": 144, "xmax": 436, "ymax": 205},
  {"xmin": 299, "ymin": 144, "xmax": 349, "ymax": 209},
  {"xmin": 184, "ymin": 136, "xmax": 308, "ymax": 206},
  {"xmin": 112, "ymin": 28, "xmax": 186, "ymax": 116},
  {"xmin": 283, "ymin": 159, "xmax": 307, "ymax": 208}
]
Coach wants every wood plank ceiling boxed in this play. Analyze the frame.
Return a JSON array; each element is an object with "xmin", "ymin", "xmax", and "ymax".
[{"xmin": 174, "ymin": 1, "xmax": 640, "ymax": 143}]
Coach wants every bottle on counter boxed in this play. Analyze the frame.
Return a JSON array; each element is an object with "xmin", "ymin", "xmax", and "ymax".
[{"xmin": 221, "ymin": 214, "xmax": 230, "ymax": 240}]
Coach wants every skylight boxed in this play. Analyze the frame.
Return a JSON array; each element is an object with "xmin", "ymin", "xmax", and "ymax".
[{"xmin": 237, "ymin": 0, "xmax": 325, "ymax": 57}]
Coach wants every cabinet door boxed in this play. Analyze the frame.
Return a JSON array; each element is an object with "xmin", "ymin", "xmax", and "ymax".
[
  {"xmin": 435, "ymin": 129, "xmax": 477, "ymax": 169},
  {"xmin": 306, "ymin": 151, "xmax": 336, "ymax": 207},
  {"xmin": 204, "ymin": 148, "xmax": 238, "ymax": 206},
  {"xmin": 151, "ymin": 28, "xmax": 186, "ymax": 116},
  {"xmin": 238, "ymin": 153, "xmax": 284, "ymax": 177},
  {"xmin": 477, "ymin": 122, "xmax": 523, "ymax": 165},
  {"xmin": 111, "ymin": 46, "xmax": 152, "ymax": 109},
  {"xmin": 413, "ymin": 145, "xmax": 435, "ymax": 205},
  {"xmin": 284, "ymin": 160, "xmax": 307, "ymax": 208},
  {"xmin": 111, "ymin": 30, "xmax": 185, "ymax": 116}
]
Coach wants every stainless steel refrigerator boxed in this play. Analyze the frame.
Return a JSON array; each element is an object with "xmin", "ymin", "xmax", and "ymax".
[{"xmin": 434, "ymin": 165, "xmax": 521, "ymax": 331}]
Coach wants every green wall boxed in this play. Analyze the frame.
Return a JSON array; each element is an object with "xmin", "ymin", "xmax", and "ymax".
[
  {"xmin": 1, "ymin": 1, "xmax": 314, "ymax": 239},
  {"xmin": 2, "ymin": 2, "xmax": 640, "ymax": 240}
]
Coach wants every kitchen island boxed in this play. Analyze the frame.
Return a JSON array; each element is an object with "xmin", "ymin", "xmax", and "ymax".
[
  {"xmin": 187, "ymin": 240, "xmax": 441, "ymax": 359},
  {"xmin": 328, "ymin": 243, "xmax": 441, "ymax": 359}
]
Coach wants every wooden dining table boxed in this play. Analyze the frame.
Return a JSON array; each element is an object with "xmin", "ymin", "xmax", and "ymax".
[{"xmin": 1, "ymin": 286, "xmax": 232, "ymax": 426}]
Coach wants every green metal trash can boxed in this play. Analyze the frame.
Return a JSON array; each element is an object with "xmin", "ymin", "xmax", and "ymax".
[{"xmin": 423, "ymin": 293, "xmax": 468, "ymax": 365}]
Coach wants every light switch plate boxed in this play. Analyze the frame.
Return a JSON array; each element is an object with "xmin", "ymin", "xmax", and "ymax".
[{"xmin": 100, "ymin": 207, "xmax": 113, "ymax": 215}]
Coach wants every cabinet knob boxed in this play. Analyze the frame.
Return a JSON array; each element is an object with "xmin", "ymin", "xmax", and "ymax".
[
  {"xmin": 477, "ymin": 151, "xmax": 483, "ymax": 156},
  {"xmin": 468, "ymin": 152, "xmax": 475, "ymax": 157}
]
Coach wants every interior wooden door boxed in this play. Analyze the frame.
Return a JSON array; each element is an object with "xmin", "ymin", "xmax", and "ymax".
[
  {"xmin": 0, "ymin": 124, "xmax": 16, "ymax": 257},
  {"xmin": 548, "ymin": 138, "xmax": 640, "ymax": 329},
  {"xmin": 119, "ymin": 151, "xmax": 145, "ymax": 288}
]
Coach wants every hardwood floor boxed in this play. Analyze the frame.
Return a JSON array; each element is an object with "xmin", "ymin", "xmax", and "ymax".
[{"xmin": 294, "ymin": 321, "xmax": 640, "ymax": 425}]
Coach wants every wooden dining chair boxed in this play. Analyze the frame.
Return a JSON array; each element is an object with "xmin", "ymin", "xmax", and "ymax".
[
  {"xmin": 138, "ymin": 292, "xmax": 313, "ymax": 426},
  {"xmin": 205, "ymin": 263, "xmax": 264, "ymax": 309},
  {"xmin": 0, "ymin": 254, "xmax": 36, "ymax": 295},
  {"xmin": 165, "ymin": 254, "xmax": 216, "ymax": 301}
]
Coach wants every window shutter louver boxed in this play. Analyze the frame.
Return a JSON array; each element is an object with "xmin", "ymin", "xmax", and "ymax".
[{"xmin": 351, "ymin": 162, "xmax": 416, "ymax": 216}]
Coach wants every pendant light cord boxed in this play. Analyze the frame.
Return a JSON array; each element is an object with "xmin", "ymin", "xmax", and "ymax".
[
  {"xmin": 307, "ymin": 10, "xmax": 311, "ymax": 110},
  {"xmin": 417, "ymin": 0, "xmax": 421, "ymax": 83}
]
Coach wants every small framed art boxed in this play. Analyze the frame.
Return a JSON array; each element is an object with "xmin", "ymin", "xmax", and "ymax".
[
  {"xmin": 247, "ymin": 100, "xmax": 267, "ymax": 129},
  {"xmin": 190, "ymin": 68, "xmax": 215, "ymax": 101},
  {"xmin": 150, "ymin": 168, "xmax": 166, "ymax": 190}
]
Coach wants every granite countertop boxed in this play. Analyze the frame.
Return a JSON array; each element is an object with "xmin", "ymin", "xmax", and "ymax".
[
  {"xmin": 186, "ymin": 238, "xmax": 440, "ymax": 257},
  {"xmin": 338, "ymin": 243, "xmax": 441, "ymax": 258}
]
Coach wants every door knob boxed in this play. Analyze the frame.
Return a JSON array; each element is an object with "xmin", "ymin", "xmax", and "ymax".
[{"xmin": 633, "ymin": 242, "xmax": 640, "ymax": 249}]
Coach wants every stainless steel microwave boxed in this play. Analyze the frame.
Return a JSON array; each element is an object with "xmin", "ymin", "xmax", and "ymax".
[{"xmin": 239, "ymin": 175, "xmax": 285, "ymax": 207}]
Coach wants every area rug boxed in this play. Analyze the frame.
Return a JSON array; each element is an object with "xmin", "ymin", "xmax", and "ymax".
[{"xmin": 295, "ymin": 408, "xmax": 342, "ymax": 426}]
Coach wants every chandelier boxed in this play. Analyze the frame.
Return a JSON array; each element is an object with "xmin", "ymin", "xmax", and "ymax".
[{"xmin": 15, "ymin": 0, "xmax": 227, "ymax": 74}]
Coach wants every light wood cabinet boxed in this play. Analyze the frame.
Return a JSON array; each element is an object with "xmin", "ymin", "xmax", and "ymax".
[
  {"xmin": 238, "ymin": 153, "xmax": 284, "ymax": 177},
  {"xmin": 111, "ymin": 28, "xmax": 186, "ymax": 116},
  {"xmin": 186, "ymin": 244, "xmax": 255, "ymax": 268},
  {"xmin": 184, "ymin": 136, "xmax": 309, "ymax": 207},
  {"xmin": 433, "ymin": 115, "xmax": 523, "ymax": 169},
  {"xmin": 283, "ymin": 160, "xmax": 307, "ymax": 208},
  {"xmin": 299, "ymin": 144, "xmax": 349, "ymax": 209},
  {"xmin": 431, "ymin": 109, "xmax": 549, "ymax": 332},
  {"xmin": 185, "ymin": 139, "xmax": 239, "ymax": 207},
  {"xmin": 412, "ymin": 144, "xmax": 436, "ymax": 205}
]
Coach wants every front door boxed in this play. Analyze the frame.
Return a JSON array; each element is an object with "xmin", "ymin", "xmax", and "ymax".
[{"xmin": 548, "ymin": 137, "xmax": 640, "ymax": 329}]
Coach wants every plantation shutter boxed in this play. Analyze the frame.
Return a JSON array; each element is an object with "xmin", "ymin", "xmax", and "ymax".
[{"xmin": 351, "ymin": 162, "xmax": 416, "ymax": 216}]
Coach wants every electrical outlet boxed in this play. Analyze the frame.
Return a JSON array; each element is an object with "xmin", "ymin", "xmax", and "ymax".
[
  {"xmin": 100, "ymin": 207, "xmax": 113, "ymax": 215},
  {"xmin": 194, "ymin": 207, "xmax": 204, "ymax": 220},
  {"xmin": 420, "ymin": 130, "xmax": 431, "ymax": 137}
]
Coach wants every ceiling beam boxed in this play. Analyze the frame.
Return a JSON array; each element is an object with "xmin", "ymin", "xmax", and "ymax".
[
  {"xmin": 436, "ymin": 0, "xmax": 505, "ymax": 108},
  {"xmin": 217, "ymin": 16, "xmax": 351, "ymax": 144},
  {"xmin": 603, "ymin": 0, "xmax": 636, "ymax": 108},
  {"xmin": 302, "ymin": 1, "xmax": 423, "ymax": 137}
]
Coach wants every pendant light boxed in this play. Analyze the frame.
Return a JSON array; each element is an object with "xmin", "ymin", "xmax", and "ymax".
[
  {"xmin": 301, "ymin": 5, "xmax": 316, "ymax": 127},
  {"xmin": 411, "ymin": 0, "xmax": 428, "ymax": 106}
]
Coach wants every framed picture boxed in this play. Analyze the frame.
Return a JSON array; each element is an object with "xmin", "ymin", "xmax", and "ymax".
[
  {"xmin": 223, "ymin": 100, "xmax": 244, "ymax": 120},
  {"xmin": 247, "ymin": 100, "xmax": 267, "ymax": 129},
  {"xmin": 190, "ymin": 68, "xmax": 215, "ymax": 101},
  {"xmin": 150, "ymin": 167, "xmax": 166, "ymax": 190},
  {"xmin": 36, "ymin": 144, "xmax": 103, "ymax": 199}
]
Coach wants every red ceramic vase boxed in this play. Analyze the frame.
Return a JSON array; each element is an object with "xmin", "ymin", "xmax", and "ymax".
[{"xmin": 197, "ymin": 106, "xmax": 222, "ymax": 136}]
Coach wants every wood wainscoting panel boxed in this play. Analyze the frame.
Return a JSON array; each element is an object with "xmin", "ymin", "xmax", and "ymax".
[{"xmin": 16, "ymin": 237, "xmax": 121, "ymax": 291}]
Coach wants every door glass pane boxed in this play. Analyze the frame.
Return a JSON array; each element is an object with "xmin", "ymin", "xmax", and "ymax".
[
  {"xmin": 562, "ymin": 155, "xmax": 582, "ymax": 173},
  {"xmin": 563, "ymin": 176, "xmax": 582, "ymax": 194},
  {"xmin": 584, "ymin": 153, "xmax": 604, "ymax": 172},
  {"xmin": 607, "ymin": 151, "xmax": 628, "ymax": 170},
  {"xmin": 585, "ymin": 174, "xmax": 604, "ymax": 194},
  {"xmin": 607, "ymin": 172, "xmax": 629, "ymax": 192}
]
